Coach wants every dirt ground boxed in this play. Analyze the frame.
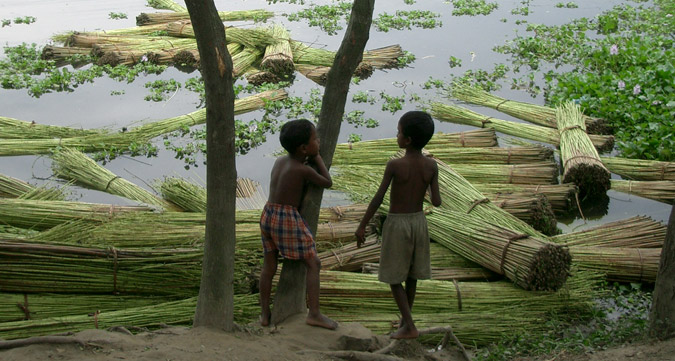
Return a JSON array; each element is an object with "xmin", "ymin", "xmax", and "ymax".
[{"xmin": 1, "ymin": 314, "xmax": 674, "ymax": 361}]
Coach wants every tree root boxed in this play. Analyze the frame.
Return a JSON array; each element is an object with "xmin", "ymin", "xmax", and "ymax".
[
  {"xmin": 373, "ymin": 326, "xmax": 471, "ymax": 361},
  {"xmin": 0, "ymin": 335, "xmax": 86, "ymax": 350},
  {"xmin": 298, "ymin": 349, "xmax": 407, "ymax": 361}
]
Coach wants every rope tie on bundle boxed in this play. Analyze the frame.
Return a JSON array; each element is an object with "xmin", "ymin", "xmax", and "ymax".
[
  {"xmin": 17, "ymin": 294, "xmax": 31, "ymax": 320},
  {"xmin": 481, "ymin": 117, "xmax": 493, "ymax": 128},
  {"xmin": 459, "ymin": 132, "xmax": 465, "ymax": 147},
  {"xmin": 560, "ymin": 125, "xmax": 582, "ymax": 134},
  {"xmin": 507, "ymin": 148, "xmax": 512, "ymax": 164},
  {"xmin": 452, "ymin": 279, "xmax": 463, "ymax": 311},
  {"xmin": 105, "ymin": 176, "xmax": 121, "ymax": 191},
  {"xmin": 330, "ymin": 249, "xmax": 343, "ymax": 266},
  {"xmin": 178, "ymin": 21, "xmax": 190, "ymax": 36},
  {"xmin": 495, "ymin": 99, "xmax": 510, "ymax": 111},
  {"xmin": 467, "ymin": 198, "xmax": 489, "ymax": 214},
  {"xmin": 660, "ymin": 164, "xmax": 666, "ymax": 181},
  {"xmin": 636, "ymin": 248, "xmax": 644, "ymax": 283},
  {"xmin": 500, "ymin": 234, "xmax": 529, "ymax": 274},
  {"xmin": 110, "ymin": 247, "xmax": 119, "ymax": 295}
]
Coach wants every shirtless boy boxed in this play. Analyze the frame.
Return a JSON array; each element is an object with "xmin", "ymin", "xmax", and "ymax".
[
  {"xmin": 259, "ymin": 118, "xmax": 338, "ymax": 330},
  {"xmin": 355, "ymin": 110, "xmax": 442, "ymax": 339}
]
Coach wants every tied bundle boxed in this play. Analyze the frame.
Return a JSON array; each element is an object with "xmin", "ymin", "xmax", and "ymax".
[
  {"xmin": 601, "ymin": 156, "xmax": 675, "ymax": 182},
  {"xmin": 451, "ymin": 85, "xmax": 609, "ymax": 134},
  {"xmin": 427, "ymin": 207, "xmax": 571, "ymax": 291},
  {"xmin": 135, "ymin": 9, "xmax": 274, "ymax": 26},
  {"xmin": 556, "ymin": 101, "xmax": 610, "ymax": 198},
  {"xmin": 51, "ymin": 148, "xmax": 182, "ymax": 211},
  {"xmin": 610, "ymin": 179, "xmax": 675, "ymax": 204},
  {"xmin": 261, "ymin": 24, "xmax": 295, "ymax": 77},
  {"xmin": 552, "ymin": 216, "xmax": 665, "ymax": 248},
  {"xmin": 474, "ymin": 183, "xmax": 578, "ymax": 216},
  {"xmin": 430, "ymin": 102, "xmax": 615, "ymax": 152}
]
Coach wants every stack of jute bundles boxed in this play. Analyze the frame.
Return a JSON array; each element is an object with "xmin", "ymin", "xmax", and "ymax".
[{"xmin": 556, "ymin": 101, "xmax": 611, "ymax": 198}]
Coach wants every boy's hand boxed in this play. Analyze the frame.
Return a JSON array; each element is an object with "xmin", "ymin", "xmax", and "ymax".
[{"xmin": 355, "ymin": 226, "xmax": 366, "ymax": 248}]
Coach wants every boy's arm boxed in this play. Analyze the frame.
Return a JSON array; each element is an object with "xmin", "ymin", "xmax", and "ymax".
[
  {"xmin": 429, "ymin": 162, "xmax": 442, "ymax": 207},
  {"xmin": 303, "ymin": 154, "xmax": 332, "ymax": 188},
  {"xmin": 355, "ymin": 161, "xmax": 395, "ymax": 247}
]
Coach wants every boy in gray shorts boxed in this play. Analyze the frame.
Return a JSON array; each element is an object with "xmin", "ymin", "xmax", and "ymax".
[{"xmin": 355, "ymin": 110, "xmax": 442, "ymax": 339}]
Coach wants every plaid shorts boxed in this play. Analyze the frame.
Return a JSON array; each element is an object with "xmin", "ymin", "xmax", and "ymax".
[{"xmin": 260, "ymin": 202, "xmax": 316, "ymax": 260}]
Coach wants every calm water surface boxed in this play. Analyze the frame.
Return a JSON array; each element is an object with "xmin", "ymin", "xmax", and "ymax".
[{"xmin": 0, "ymin": 0, "xmax": 669, "ymax": 232}]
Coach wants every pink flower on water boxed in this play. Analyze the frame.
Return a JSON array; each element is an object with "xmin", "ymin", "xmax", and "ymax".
[
  {"xmin": 618, "ymin": 80, "xmax": 626, "ymax": 90},
  {"xmin": 633, "ymin": 84, "xmax": 641, "ymax": 95},
  {"xmin": 610, "ymin": 44, "xmax": 619, "ymax": 55}
]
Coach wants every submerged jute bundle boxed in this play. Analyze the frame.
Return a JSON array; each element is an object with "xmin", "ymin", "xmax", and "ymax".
[
  {"xmin": 610, "ymin": 179, "xmax": 675, "ymax": 204},
  {"xmin": 0, "ymin": 115, "xmax": 100, "ymax": 140},
  {"xmin": 552, "ymin": 215, "xmax": 666, "ymax": 248},
  {"xmin": 488, "ymin": 193, "xmax": 559, "ymax": 236},
  {"xmin": 556, "ymin": 101, "xmax": 610, "ymax": 198},
  {"xmin": 451, "ymin": 85, "xmax": 609, "ymax": 134}
]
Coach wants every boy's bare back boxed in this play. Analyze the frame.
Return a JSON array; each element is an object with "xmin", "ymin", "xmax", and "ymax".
[
  {"xmin": 268, "ymin": 156, "xmax": 310, "ymax": 208},
  {"xmin": 387, "ymin": 152, "xmax": 440, "ymax": 213}
]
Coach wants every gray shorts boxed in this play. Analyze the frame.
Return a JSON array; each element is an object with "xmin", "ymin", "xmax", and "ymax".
[{"xmin": 378, "ymin": 211, "xmax": 431, "ymax": 284}]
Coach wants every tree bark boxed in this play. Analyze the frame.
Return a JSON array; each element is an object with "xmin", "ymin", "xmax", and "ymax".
[
  {"xmin": 271, "ymin": 0, "xmax": 375, "ymax": 324},
  {"xmin": 649, "ymin": 202, "xmax": 675, "ymax": 339},
  {"xmin": 185, "ymin": 0, "xmax": 237, "ymax": 331}
]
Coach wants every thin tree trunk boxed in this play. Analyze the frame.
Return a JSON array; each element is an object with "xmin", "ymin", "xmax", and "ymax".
[
  {"xmin": 271, "ymin": 0, "xmax": 375, "ymax": 324},
  {"xmin": 649, "ymin": 202, "xmax": 675, "ymax": 339},
  {"xmin": 185, "ymin": 0, "xmax": 237, "ymax": 331}
]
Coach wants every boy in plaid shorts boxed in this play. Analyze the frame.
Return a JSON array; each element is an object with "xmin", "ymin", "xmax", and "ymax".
[
  {"xmin": 258, "ymin": 119, "xmax": 337, "ymax": 330},
  {"xmin": 355, "ymin": 111, "xmax": 442, "ymax": 339}
]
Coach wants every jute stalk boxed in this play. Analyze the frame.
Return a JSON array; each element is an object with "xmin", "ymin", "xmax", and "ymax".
[
  {"xmin": 0, "ymin": 115, "xmax": 100, "ymax": 140},
  {"xmin": 260, "ymin": 24, "xmax": 294, "ymax": 76},
  {"xmin": 569, "ymin": 246, "xmax": 660, "ymax": 283},
  {"xmin": 473, "ymin": 183, "xmax": 578, "ymax": 215}
]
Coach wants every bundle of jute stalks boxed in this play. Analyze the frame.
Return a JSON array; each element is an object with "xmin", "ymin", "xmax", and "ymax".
[
  {"xmin": 0, "ymin": 240, "xmax": 204, "ymax": 296},
  {"xmin": 600, "ymin": 156, "xmax": 675, "ymax": 181},
  {"xmin": 0, "ymin": 90, "xmax": 287, "ymax": 157},
  {"xmin": 451, "ymin": 84, "xmax": 610, "ymax": 134},
  {"xmin": 51, "ymin": 148, "xmax": 182, "ymax": 211},
  {"xmin": 0, "ymin": 294, "xmax": 259, "ymax": 340},
  {"xmin": 135, "ymin": 9, "xmax": 274, "ymax": 26},
  {"xmin": 610, "ymin": 179, "xmax": 675, "ymax": 204},
  {"xmin": 260, "ymin": 24, "xmax": 295, "ymax": 76},
  {"xmin": 362, "ymin": 262, "xmax": 496, "ymax": 282},
  {"xmin": 430, "ymin": 102, "xmax": 615, "ymax": 152},
  {"xmin": 427, "ymin": 207, "xmax": 570, "ymax": 291},
  {"xmin": 489, "ymin": 193, "xmax": 559, "ymax": 236},
  {"xmin": 0, "ymin": 115, "xmax": 101, "ymax": 140},
  {"xmin": 473, "ymin": 183, "xmax": 578, "ymax": 215},
  {"xmin": 552, "ymin": 216, "xmax": 666, "ymax": 248},
  {"xmin": 556, "ymin": 101, "xmax": 610, "ymax": 198},
  {"xmin": 569, "ymin": 246, "xmax": 660, "ymax": 283},
  {"xmin": 321, "ymin": 269, "xmax": 598, "ymax": 345},
  {"xmin": 0, "ymin": 198, "xmax": 150, "ymax": 231}
]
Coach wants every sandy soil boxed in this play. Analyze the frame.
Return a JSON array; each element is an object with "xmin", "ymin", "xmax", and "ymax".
[{"xmin": 1, "ymin": 315, "xmax": 674, "ymax": 361}]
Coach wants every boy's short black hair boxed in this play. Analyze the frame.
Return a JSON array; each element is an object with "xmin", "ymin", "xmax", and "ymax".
[
  {"xmin": 399, "ymin": 111, "xmax": 434, "ymax": 149},
  {"xmin": 280, "ymin": 119, "xmax": 315, "ymax": 154}
]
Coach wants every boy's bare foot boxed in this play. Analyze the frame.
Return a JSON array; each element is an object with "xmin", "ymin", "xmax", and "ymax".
[
  {"xmin": 260, "ymin": 311, "xmax": 271, "ymax": 327},
  {"xmin": 306, "ymin": 313, "xmax": 338, "ymax": 330},
  {"xmin": 390, "ymin": 326, "xmax": 419, "ymax": 339}
]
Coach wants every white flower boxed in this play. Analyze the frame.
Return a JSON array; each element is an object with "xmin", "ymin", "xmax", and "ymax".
[
  {"xmin": 633, "ymin": 84, "xmax": 641, "ymax": 95},
  {"xmin": 617, "ymin": 80, "xmax": 626, "ymax": 90},
  {"xmin": 610, "ymin": 44, "xmax": 619, "ymax": 55}
]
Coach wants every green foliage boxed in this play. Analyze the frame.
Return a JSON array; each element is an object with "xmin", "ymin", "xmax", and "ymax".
[
  {"xmin": 373, "ymin": 10, "xmax": 442, "ymax": 32},
  {"xmin": 476, "ymin": 283, "xmax": 651, "ymax": 361},
  {"xmin": 13, "ymin": 16, "xmax": 36, "ymax": 25},
  {"xmin": 379, "ymin": 92, "xmax": 405, "ymax": 113},
  {"xmin": 285, "ymin": 2, "xmax": 353, "ymax": 35},
  {"xmin": 0, "ymin": 43, "xmax": 168, "ymax": 97},
  {"xmin": 492, "ymin": 0, "xmax": 674, "ymax": 160},
  {"xmin": 144, "ymin": 79, "xmax": 182, "ymax": 102},
  {"xmin": 348, "ymin": 133, "xmax": 362, "ymax": 143},
  {"xmin": 108, "ymin": 12, "xmax": 128, "ymax": 20},
  {"xmin": 397, "ymin": 51, "xmax": 416, "ymax": 67},
  {"xmin": 2, "ymin": 19, "xmax": 11, "ymax": 27},
  {"xmin": 555, "ymin": 2, "xmax": 579, "ymax": 9},
  {"xmin": 451, "ymin": 0, "xmax": 499, "ymax": 16},
  {"xmin": 448, "ymin": 56, "xmax": 462, "ymax": 68},
  {"xmin": 92, "ymin": 142, "xmax": 159, "ymax": 164},
  {"xmin": 352, "ymin": 91, "xmax": 377, "ymax": 105}
]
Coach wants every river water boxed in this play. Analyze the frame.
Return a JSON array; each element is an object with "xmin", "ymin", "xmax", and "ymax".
[{"xmin": 0, "ymin": 0, "xmax": 670, "ymax": 232}]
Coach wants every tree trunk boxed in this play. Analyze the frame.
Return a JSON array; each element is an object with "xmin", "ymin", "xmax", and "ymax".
[
  {"xmin": 271, "ymin": 0, "xmax": 375, "ymax": 324},
  {"xmin": 649, "ymin": 202, "xmax": 675, "ymax": 339},
  {"xmin": 185, "ymin": 0, "xmax": 237, "ymax": 331}
]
